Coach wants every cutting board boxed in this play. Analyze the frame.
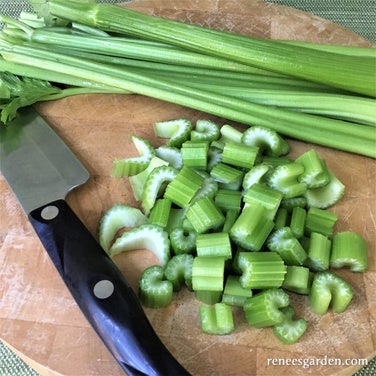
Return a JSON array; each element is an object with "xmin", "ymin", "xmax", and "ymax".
[{"xmin": 0, "ymin": 1, "xmax": 375, "ymax": 375}]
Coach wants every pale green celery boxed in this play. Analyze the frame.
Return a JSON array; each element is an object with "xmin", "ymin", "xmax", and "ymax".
[
  {"xmin": 154, "ymin": 146, "xmax": 182, "ymax": 169},
  {"xmin": 222, "ymin": 141, "xmax": 259, "ymax": 169},
  {"xmin": 154, "ymin": 118, "xmax": 192, "ymax": 148},
  {"xmin": 109, "ymin": 224, "xmax": 170, "ymax": 267},
  {"xmin": 139, "ymin": 265, "xmax": 173, "ymax": 308},
  {"xmin": 181, "ymin": 141, "xmax": 208, "ymax": 170},
  {"xmin": 309, "ymin": 271, "xmax": 354, "ymax": 315},
  {"xmin": 164, "ymin": 166, "xmax": 204, "ymax": 207},
  {"xmin": 230, "ymin": 203, "xmax": 275, "ymax": 251},
  {"xmin": 222, "ymin": 209, "xmax": 240, "ymax": 233},
  {"xmin": 330, "ymin": 231, "xmax": 368, "ymax": 272},
  {"xmin": 273, "ymin": 306, "xmax": 307, "ymax": 344},
  {"xmin": 220, "ymin": 124, "xmax": 243, "ymax": 143},
  {"xmin": 192, "ymin": 256, "xmax": 226, "ymax": 291},
  {"xmin": 268, "ymin": 162, "xmax": 307, "ymax": 199},
  {"xmin": 304, "ymin": 169, "xmax": 345, "ymax": 209},
  {"xmin": 191, "ymin": 170, "xmax": 218, "ymax": 203},
  {"xmin": 112, "ymin": 136, "xmax": 155, "ymax": 177},
  {"xmin": 305, "ymin": 207, "xmax": 338, "ymax": 237},
  {"xmin": 169, "ymin": 227, "xmax": 196, "ymax": 255},
  {"xmin": 242, "ymin": 164, "xmax": 272, "ymax": 190},
  {"xmin": 305, "ymin": 232, "xmax": 331, "ymax": 272},
  {"xmin": 222, "ymin": 275, "xmax": 252, "ymax": 307},
  {"xmin": 243, "ymin": 288, "xmax": 290, "ymax": 327},
  {"xmin": 199, "ymin": 303, "xmax": 234, "ymax": 335},
  {"xmin": 280, "ymin": 197, "xmax": 307, "ymax": 212},
  {"xmin": 195, "ymin": 290, "xmax": 223, "ymax": 304},
  {"xmin": 210, "ymin": 163, "xmax": 244, "ymax": 185},
  {"xmin": 164, "ymin": 254, "xmax": 194, "ymax": 291},
  {"xmin": 214, "ymin": 189, "xmax": 242, "ymax": 212},
  {"xmin": 207, "ymin": 146, "xmax": 223, "ymax": 171},
  {"xmin": 282, "ymin": 266, "xmax": 312, "ymax": 295},
  {"xmin": 165, "ymin": 208, "xmax": 187, "ymax": 233},
  {"xmin": 274, "ymin": 207, "xmax": 289, "ymax": 230},
  {"xmin": 289, "ymin": 206, "xmax": 306, "ymax": 239},
  {"xmin": 236, "ymin": 252, "xmax": 287, "ymax": 289},
  {"xmin": 191, "ymin": 119, "xmax": 220, "ymax": 142},
  {"xmin": 242, "ymin": 183, "xmax": 283, "ymax": 220},
  {"xmin": 196, "ymin": 232, "xmax": 232, "ymax": 259},
  {"xmin": 147, "ymin": 198, "xmax": 172, "ymax": 228},
  {"xmin": 141, "ymin": 165, "xmax": 178, "ymax": 215},
  {"xmin": 186, "ymin": 196, "xmax": 225, "ymax": 234},
  {"xmin": 98, "ymin": 204, "xmax": 147, "ymax": 252},
  {"xmin": 267, "ymin": 227, "xmax": 307, "ymax": 266}
]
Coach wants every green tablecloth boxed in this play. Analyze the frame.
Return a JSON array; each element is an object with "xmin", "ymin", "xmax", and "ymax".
[{"xmin": 0, "ymin": 1, "xmax": 375, "ymax": 375}]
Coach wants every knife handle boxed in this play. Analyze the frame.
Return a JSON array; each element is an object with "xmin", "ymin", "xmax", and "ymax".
[{"xmin": 28, "ymin": 199, "xmax": 190, "ymax": 376}]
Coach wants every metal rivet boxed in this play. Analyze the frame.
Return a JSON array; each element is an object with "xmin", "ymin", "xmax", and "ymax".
[
  {"xmin": 93, "ymin": 280, "xmax": 114, "ymax": 299},
  {"xmin": 41, "ymin": 205, "xmax": 59, "ymax": 220}
]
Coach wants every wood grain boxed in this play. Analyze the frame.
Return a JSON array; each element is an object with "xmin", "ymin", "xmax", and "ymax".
[{"xmin": 0, "ymin": 1, "xmax": 375, "ymax": 375}]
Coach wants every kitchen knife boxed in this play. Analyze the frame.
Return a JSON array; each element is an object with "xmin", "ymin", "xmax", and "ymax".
[{"xmin": 0, "ymin": 107, "xmax": 190, "ymax": 376}]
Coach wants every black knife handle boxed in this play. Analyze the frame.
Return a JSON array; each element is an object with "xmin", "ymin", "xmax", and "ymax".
[{"xmin": 28, "ymin": 199, "xmax": 190, "ymax": 376}]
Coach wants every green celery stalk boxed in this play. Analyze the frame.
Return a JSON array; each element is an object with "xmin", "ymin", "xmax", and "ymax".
[
  {"xmin": 164, "ymin": 254, "xmax": 194, "ymax": 291},
  {"xmin": 273, "ymin": 306, "xmax": 307, "ymax": 344},
  {"xmin": 199, "ymin": 303, "xmax": 234, "ymax": 335}
]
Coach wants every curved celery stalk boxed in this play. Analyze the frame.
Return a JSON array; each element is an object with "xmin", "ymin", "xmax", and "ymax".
[
  {"xmin": 273, "ymin": 306, "xmax": 307, "ymax": 344},
  {"xmin": 99, "ymin": 204, "xmax": 147, "ymax": 252},
  {"xmin": 309, "ymin": 271, "xmax": 354, "ymax": 315},
  {"xmin": 191, "ymin": 170, "xmax": 218, "ymax": 203},
  {"xmin": 154, "ymin": 118, "xmax": 192, "ymax": 148},
  {"xmin": 191, "ymin": 119, "xmax": 220, "ymax": 142},
  {"xmin": 199, "ymin": 303, "xmax": 234, "ymax": 335},
  {"xmin": 164, "ymin": 254, "xmax": 194, "ymax": 291},
  {"xmin": 155, "ymin": 145, "xmax": 183, "ymax": 169},
  {"xmin": 242, "ymin": 164, "xmax": 272, "ymax": 190},
  {"xmin": 139, "ymin": 265, "xmax": 173, "ymax": 308},
  {"xmin": 169, "ymin": 227, "xmax": 196, "ymax": 255},
  {"xmin": 109, "ymin": 224, "xmax": 170, "ymax": 267},
  {"xmin": 112, "ymin": 136, "xmax": 155, "ymax": 177}
]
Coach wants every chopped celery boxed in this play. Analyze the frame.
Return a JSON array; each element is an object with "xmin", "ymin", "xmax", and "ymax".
[
  {"xmin": 181, "ymin": 141, "xmax": 208, "ymax": 170},
  {"xmin": 155, "ymin": 145, "xmax": 183, "ymax": 169},
  {"xmin": 309, "ymin": 271, "xmax": 354, "ymax": 315},
  {"xmin": 289, "ymin": 206, "xmax": 306, "ymax": 238},
  {"xmin": 280, "ymin": 196, "xmax": 307, "ymax": 212},
  {"xmin": 112, "ymin": 136, "xmax": 154, "ymax": 177},
  {"xmin": 164, "ymin": 254, "xmax": 194, "ymax": 291},
  {"xmin": 214, "ymin": 189, "xmax": 242, "ymax": 212},
  {"xmin": 148, "ymin": 198, "xmax": 172, "ymax": 228},
  {"xmin": 243, "ymin": 288, "xmax": 290, "ymax": 327},
  {"xmin": 191, "ymin": 170, "xmax": 218, "ymax": 203},
  {"xmin": 305, "ymin": 232, "xmax": 331, "ymax": 271},
  {"xmin": 237, "ymin": 252, "xmax": 287, "ymax": 289},
  {"xmin": 99, "ymin": 204, "xmax": 147, "ymax": 252},
  {"xmin": 199, "ymin": 303, "xmax": 234, "ymax": 335},
  {"xmin": 169, "ymin": 227, "xmax": 196, "ymax": 255},
  {"xmin": 109, "ymin": 224, "xmax": 170, "ymax": 267},
  {"xmin": 196, "ymin": 232, "xmax": 232, "ymax": 259},
  {"xmin": 222, "ymin": 209, "xmax": 240, "ymax": 233},
  {"xmin": 305, "ymin": 207, "xmax": 338, "ymax": 237},
  {"xmin": 195, "ymin": 290, "xmax": 223, "ymax": 304},
  {"xmin": 273, "ymin": 306, "xmax": 307, "ymax": 344},
  {"xmin": 242, "ymin": 164, "xmax": 272, "ymax": 190},
  {"xmin": 192, "ymin": 256, "xmax": 226, "ymax": 291},
  {"xmin": 191, "ymin": 119, "xmax": 220, "ymax": 142},
  {"xmin": 222, "ymin": 141, "xmax": 259, "ymax": 169},
  {"xmin": 210, "ymin": 162, "xmax": 244, "ymax": 185},
  {"xmin": 220, "ymin": 124, "xmax": 243, "ymax": 143},
  {"xmin": 139, "ymin": 265, "xmax": 173, "ymax": 308},
  {"xmin": 282, "ymin": 265, "xmax": 312, "ymax": 295},
  {"xmin": 153, "ymin": 118, "xmax": 192, "ymax": 148},
  {"xmin": 222, "ymin": 275, "xmax": 252, "ymax": 307},
  {"xmin": 330, "ymin": 231, "xmax": 368, "ymax": 272},
  {"xmin": 274, "ymin": 207, "xmax": 289, "ymax": 230}
]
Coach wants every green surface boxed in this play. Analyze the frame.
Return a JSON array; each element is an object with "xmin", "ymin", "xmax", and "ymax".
[{"xmin": 0, "ymin": 0, "xmax": 374, "ymax": 375}]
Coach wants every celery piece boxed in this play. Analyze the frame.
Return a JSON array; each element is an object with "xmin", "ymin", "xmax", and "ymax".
[
  {"xmin": 164, "ymin": 254, "xmax": 194, "ymax": 291},
  {"xmin": 141, "ymin": 165, "xmax": 178, "ymax": 215},
  {"xmin": 273, "ymin": 306, "xmax": 307, "ymax": 344},
  {"xmin": 222, "ymin": 275, "xmax": 252, "ymax": 307},
  {"xmin": 192, "ymin": 256, "xmax": 226, "ymax": 291},
  {"xmin": 274, "ymin": 207, "xmax": 289, "ymax": 230},
  {"xmin": 222, "ymin": 141, "xmax": 259, "ymax": 169},
  {"xmin": 282, "ymin": 265, "xmax": 312, "ymax": 295},
  {"xmin": 289, "ymin": 206, "xmax": 306, "ymax": 238},
  {"xmin": 129, "ymin": 156, "xmax": 169, "ymax": 201},
  {"xmin": 207, "ymin": 146, "xmax": 223, "ymax": 171},
  {"xmin": 109, "ymin": 224, "xmax": 170, "ymax": 266},
  {"xmin": 191, "ymin": 170, "xmax": 219, "ymax": 203},
  {"xmin": 295, "ymin": 149, "xmax": 330, "ymax": 188},
  {"xmin": 222, "ymin": 209, "xmax": 240, "ymax": 233},
  {"xmin": 165, "ymin": 208, "xmax": 187, "ymax": 233},
  {"xmin": 243, "ymin": 183, "xmax": 283, "ymax": 220},
  {"xmin": 242, "ymin": 126, "xmax": 290, "ymax": 156},
  {"xmin": 237, "ymin": 252, "xmax": 287, "ymax": 289},
  {"xmin": 230, "ymin": 204, "xmax": 275, "ymax": 251},
  {"xmin": 268, "ymin": 162, "xmax": 307, "ymax": 198},
  {"xmin": 164, "ymin": 166, "xmax": 204, "ymax": 208},
  {"xmin": 139, "ymin": 265, "xmax": 173, "ymax": 308},
  {"xmin": 304, "ymin": 169, "xmax": 345, "ymax": 209},
  {"xmin": 112, "ymin": 136, "xmax": 154, "ymax": 177},
  {"xmin": 186, "ymin": 196, "xmax": 225, "ymax": 234},
  {"xmin": 280, "ymin": 196, "xmax": 307, "ymax": 212},
  {"xmin": 169, "ymin": 227, "xmax": 196, "ymax": 255},
  {"xmin": 214, "ymin": 189, "xmax": 242, "ymax": 212},
  {"xmin": 242, "ymin": 164, "xmax": 272, "ymax": 190},
  {"xmin": 191, "ymin": 119, "xmax": 220, "ymax": 142},
  {"xmin": 154, "ymin": 118, "xmax": 192, "ymax": 148},
  {"xmin": 155, "ymin": 145, "xmax": 183, "ymax": 169},
  {"xmin": 148, "ymin": 198, "xmax": 172, "ymax": 228},
  {"xmin": 220, "ymin": 124, "xmax": 243, "ymax": 143},
  {"xmin": 330, "ymin": 231, "xmax": 368, "ymax": 272},
  {"xmin": 196, "ymin": 232, "xmax": 232, "ymax": 259},
  {"xmin": 305, "ymin": 207, "xmax": 338, "ymax": 237},
  {"xmin": 99, "ymin": 204, "xmax": 148, "ymax": 252},
  {"xmin": 181, "ymin": 140, "xmax": 208, "ymax": 170},
  {"xmin": 267, "ymin": 227, "xmax": 307, "ymax": 266},
  {"xmin": 199, "ymin": 303, "xmax": 234, "ymax": 335},
  {"xmin": 309, "ymin": 272, "xmax": 354, "ymax": 315},
  {"xmin": 305, "ymin": 232, "xmax": 331, "ymax": 271},
  {"xmin": 243, "ymin": 288, "xmax": 290, "ymax": 327},
  {"xmin": 195, "ymin": 290, "xmax": 223, "ymax": 304},
  {"xmin": 210, "ymin": 162, "xmax": 244, "ymax": 185}
]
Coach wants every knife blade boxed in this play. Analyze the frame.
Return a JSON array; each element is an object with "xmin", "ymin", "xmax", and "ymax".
[{"xmin": 0, "ymin": 107, "xmax": 190, "ymax": 376}]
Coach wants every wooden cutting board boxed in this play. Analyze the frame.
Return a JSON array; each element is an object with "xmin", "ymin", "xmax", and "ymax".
[{"xmin": 0, "ymin": 1, "xmax": 375, "ymax": 375}]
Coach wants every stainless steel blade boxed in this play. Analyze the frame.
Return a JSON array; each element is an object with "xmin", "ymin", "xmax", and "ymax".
[{"xmin": 0, "ymin": 107, "xmax": 89, "ymax": 213}]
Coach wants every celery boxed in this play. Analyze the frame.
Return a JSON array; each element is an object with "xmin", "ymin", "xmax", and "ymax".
[
  {"xmin": 305, "ymin": 207, "xmax": 338, "ymax": 237},
  {"xmin": 199, "ymin": 303, "xmax": 234, "ymax": 335},
  {"xmin": 192, "ymin": 256, "xmax": 226, "ymax": 291},
  {"xmin": 147, "ymin": 198, "xmax": 172, "ymax": 228},
  {"xmin": 222, "ymin": 209, "xmax": 240, "ymax": 233},
  {"xmin": 282, "ymin": 266, "xmax": 312, "ymax": 295},
  {"xmin": 191, "ymin": 119, "xmax": 220, "ymax": 142},
  {"xmin": 181, "ymin": 141, "xmax": 208, "ymax": 170},
  {"xmin": 139, "ymin": 265, "xmax": 173, "ymax": 308},
  {"xmin": 154, "ymin": 118, "xmax": 192, "ymax": 148},
  {"xmin": 330, "ymin": 232, "xmax": 368, "ymax": 272},
  {"xmin": 305, "ymin": 232, "xmax": 331, "ymax": 271},
  {"xmin": 210, "ymin": 163, "xmax": 244, "ymax": 186},
  {"xmin": 222, "ymin": 275, "xmax": 252, "ymax": 307},
  {"xmin": 214, "ymin": 189, "xmax": 242, "ymax": 213},
  {"xmin": 169, "ymin": 227, "xmax": 196, "ymax": 256},
  {"xmin": 164, "ymin": 254, "xmax": 194, "ymax": 291},
  {"xmin": 220, "ymin": 124, "xmax": 243, "ymax": 143},
  {"xmin": 274, "ymin": 207, "xmax": 289, "ymax": 230},
  {"xmin": 273, "ymin": 306, "xmax": 307, "ymax": 344},
  {"xmin": 155, "ymin": 146, "xmax": 182, "ymax": 170},
  {"xmin": 195, "ymin": 290, "xmax": 223, "ymax": 305},
  {"xmin": 196, "ymin": 232, "xmax": 232, "ymax": 259},
  {"xmin": 191, "ymin": 171, "xmax": 218, "ymax": 203},
  {"xmin": 221, "ymin": 141, "xmax": 259, "ymax": 169},
  {"xmin": 242, "ymin": 164, "xmax": 272, "ymax": 190},
  {"xmin": 289, "ymin": 206, "xmax": 306, "ymax": 239}
]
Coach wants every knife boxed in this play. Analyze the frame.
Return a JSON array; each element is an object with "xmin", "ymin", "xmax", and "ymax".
[{"xmin": 0, "ymin": 107, "xmax": 190, "ymax": 376}]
